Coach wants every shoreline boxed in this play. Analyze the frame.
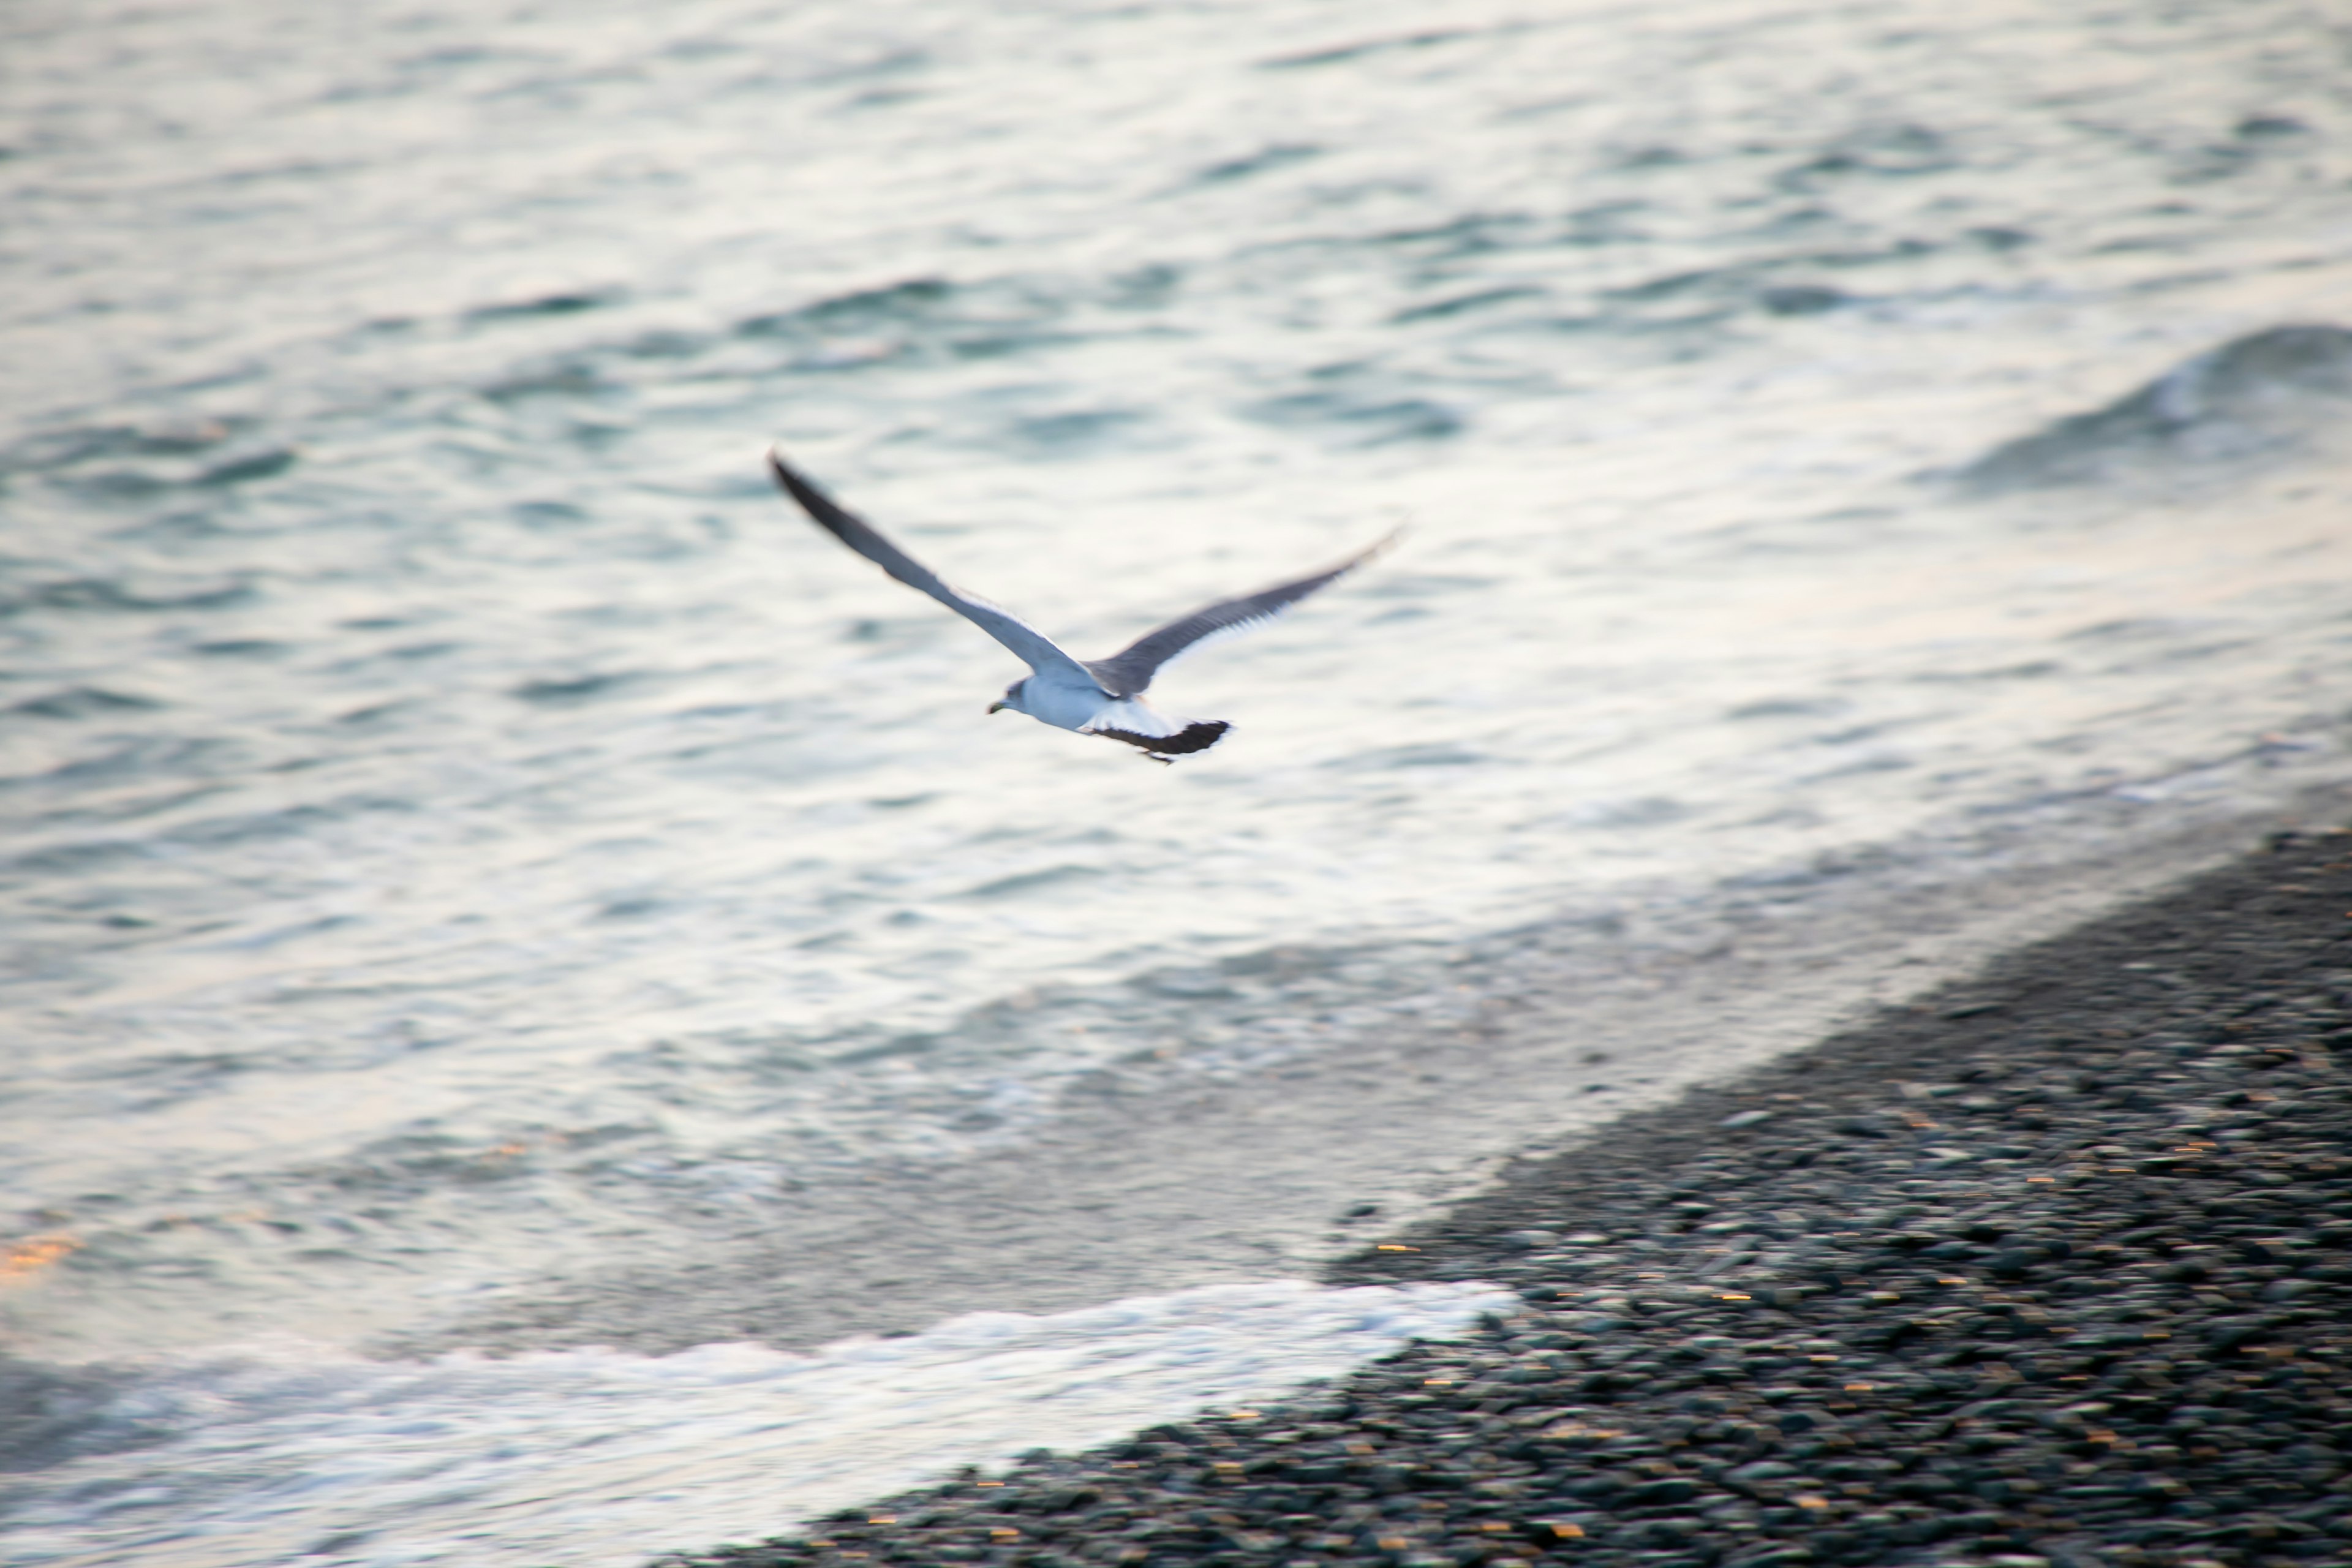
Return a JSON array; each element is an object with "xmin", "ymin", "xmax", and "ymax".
[
  {"xmin": 665, "ymin": 813, "xmax": 2352, "ymax": 1567},
  {"xmin": 382, "ymin": 778, "xmax": 2352, "ymax": 1363}
]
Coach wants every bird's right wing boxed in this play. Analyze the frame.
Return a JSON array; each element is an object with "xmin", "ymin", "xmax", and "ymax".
[
  {"xmin": 769, "ymin": 451, "xmax": 1095, "ymax": 685},
  {"xmin": 1084, "ymin": 529, "xmax": 1398, "ymax": 698}
]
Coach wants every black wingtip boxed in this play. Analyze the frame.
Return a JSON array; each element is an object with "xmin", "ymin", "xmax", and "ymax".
[
  {"xmin": 1093, "ymin": 720, "xmax": 1231, "ymax": 758},
  {"xmin": 767, "ymin": 447, "xmax": 869, "ymax": 545},
  {"xmin": 767, "ymin": 447, "xmax": 826, "ymax": 511}
]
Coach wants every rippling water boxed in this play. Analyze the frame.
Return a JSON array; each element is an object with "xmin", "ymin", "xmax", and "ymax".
[{"xmin": 5, "ymin": 0, "xmax": 2351, "ymax": 1559}]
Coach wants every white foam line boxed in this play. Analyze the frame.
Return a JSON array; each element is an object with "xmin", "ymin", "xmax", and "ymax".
[{"xmin": 1, "ymin": 1279, "xmax": 1513, "ymax": 1568}]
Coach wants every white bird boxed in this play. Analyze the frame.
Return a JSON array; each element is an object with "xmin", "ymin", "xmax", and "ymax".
[{"xmin": 769, "ymin": 451, "xmax": 1393, "ymax": 762}]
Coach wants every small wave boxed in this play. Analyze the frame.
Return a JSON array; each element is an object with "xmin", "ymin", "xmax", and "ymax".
[
  {"xmin": 1329, "ymin": 742, "xmax": 1487, "ymax": 769},
  {"xmin": 1552, "ymin": 796, "xmax": 1691, "ymax": 831},
  {"xmin": 23, "ymin": 441, "xmax": 294, "ymax": 497},
  {"xmin": 1257, "ymin": 28, "xmax": 1481, "ymax": 70},
  {"xmin": 1189, "ymin": 143, "xmax": 1321, "ymax": 186},
  {"xmin": 167, "ymin": 796, "xmax": 412, "ymax": 849},
  {"xmin": 1776, "ymin": 121, "xmax": 1956, "ymax": 186},
  {"xmin": 464, "ymin": 290, "xmax": 619, "ymax": 323},
  {"xmin": 736, "ymin": 277, "xmax": 956, "ymax": 338},
  {"xmin": 1246, "ymin": 388, "xmax": 1463, "ymax": 446},
  {"xmin": 9, "ymin": 688, "xmax": 162, "ymax": 720},
  {"xmin": 1, "ymin": 421, "xmax": 241, "ymax": 473},
  {"xmin": 1951, "ymin": 323, "xmax": 2352, "ymax": 493},
  {"xmin": 1390, "ymin": 284, "xmax": 1545, "ymax": 325},
  {"xmin": 479, "ymin": 362, "xmax": 610, "ymax": 402},
  {"xmin": 733, "ymin": 274, "xmax": 1119, "ymax": 376},
  {"xmin": 7, "ymin": 736, "xmax": 220, "ymax": 790},
  {"xmin": 1005, "ymin": 407, "xmax": 1149, "ymax": 452},
  {"xmin": 1, "ymin": 838, "xmax": 148, "ymax": 875},
  {"xmin": 0, "ymin": 1356, "xmax": 168, "ymax": 1474},
  {"xmin": 1725, "ymin": 696, "xmax": 1847, "ymax": 721},
  {"xmin": 1905, "ymin": 660, "xmax": 2062, "ymax": 684},
  {"xmin": 187, "ymin": 638, "xmax": 286, "ymax": 659},
  {"xmin": 0, "ymin": 578, "xmax": 253, "ymax": 619},
  {"xmin": 192, "ymin": 448, "xmax": 297, "ymax": 487},
  {"xmin": 0, "ymin": 1281, "xmax": 1509, "ymax": 1568},
  {"xmin": 510, "ymin": 670, "xmax": 641, "ymax": 704},
  {"xmin": 962, "ymin": 864, "xmax": 1104, "ymax": 900},
  {"xmin": 1756, "ymin": 283, "xmax": 1844, "ymax": 316}
]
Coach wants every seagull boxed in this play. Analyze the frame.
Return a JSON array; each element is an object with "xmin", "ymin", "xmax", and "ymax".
[{"xmin": 769, "ymin": 451, "xmax": 1394, "ymax": 762}]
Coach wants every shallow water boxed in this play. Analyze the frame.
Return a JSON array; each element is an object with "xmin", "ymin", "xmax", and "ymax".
[
  {"xmin": 4, "ymin": 0, "xmax": 2352, "ymax": 1559},
  {"xmin": 0, "ymin": 1280, "xmax": 1510, "ymax": 1568}
]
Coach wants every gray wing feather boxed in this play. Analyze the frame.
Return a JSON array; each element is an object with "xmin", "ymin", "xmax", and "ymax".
[
  {"xmin": 1084, "ymin": 529, "xmax": 1398, "ymax": 698},
  {"xmin": 769, "ymin": 452, "xmax": 1095, "ymax": 685}
]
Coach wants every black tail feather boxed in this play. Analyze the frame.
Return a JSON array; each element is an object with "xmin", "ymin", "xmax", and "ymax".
[{"xmin": 1091, "ymin": 720, "xmax": 1231, "ymax": 758}]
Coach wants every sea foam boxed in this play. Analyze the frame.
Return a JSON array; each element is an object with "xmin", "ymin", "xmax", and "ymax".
[{"xmin": 0, "ymin": 1279, "xmax": 1512, "ymax": 1568}]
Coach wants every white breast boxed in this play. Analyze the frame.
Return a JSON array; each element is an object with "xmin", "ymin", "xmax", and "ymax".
[{"xmin": 1020, "ymin": 670, "xmax": 1115, "ymax": 731}]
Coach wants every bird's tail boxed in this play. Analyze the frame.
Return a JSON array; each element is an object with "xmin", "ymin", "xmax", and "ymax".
[{"xmin": 1090, "ymin": 719, "xmax": 1231, "ymax": 758}]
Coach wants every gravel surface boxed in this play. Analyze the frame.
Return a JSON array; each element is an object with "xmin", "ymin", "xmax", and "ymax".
[{"xmin": 664, "ymin": 824, "xmax": 2352, "ymax": 1568}]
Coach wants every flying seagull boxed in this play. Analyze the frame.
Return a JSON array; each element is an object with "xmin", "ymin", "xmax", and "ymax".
[{"xmin": 769, "ymin": 451, "xmax": 1393, "ymax": 762}]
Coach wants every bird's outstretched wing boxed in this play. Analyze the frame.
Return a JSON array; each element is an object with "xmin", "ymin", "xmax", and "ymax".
[
  {"xmin": 1084, "ymin": 529, "xmax": 1398, "ymax": 698},
  {"xmin": 769, "ymin": 451, "xmax": 1096, "ymax": 686}
]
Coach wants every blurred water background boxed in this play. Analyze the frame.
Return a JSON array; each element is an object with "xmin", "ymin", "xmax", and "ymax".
[{"xmin": 4, "ymin": 0, "xmax": 2351, "ymax": 1561}]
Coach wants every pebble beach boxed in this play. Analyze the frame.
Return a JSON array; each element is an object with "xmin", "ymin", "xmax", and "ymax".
[{"xmin": 666, "ymin": 811, "xmax": 2352, "ymax": 1568}]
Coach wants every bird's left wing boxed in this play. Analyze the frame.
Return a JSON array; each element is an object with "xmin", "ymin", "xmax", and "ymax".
[
  {"xmin": 1084, "ymin": 529, "xmax": 1398, "ymax": 698},
  {"xmin": 769, "ymin": 451, "xmax": 1095, "ymax": 685}
]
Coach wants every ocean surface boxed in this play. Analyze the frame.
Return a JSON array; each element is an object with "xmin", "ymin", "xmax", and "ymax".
[{"xmin": 4, "ymin": 0, "xmax": 2351, "ymax": 1561}]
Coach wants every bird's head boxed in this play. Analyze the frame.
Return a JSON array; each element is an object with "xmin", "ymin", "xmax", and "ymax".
[{"xmin": 988, "ymin": 678, "xmax": 1027, "ymax": 716}]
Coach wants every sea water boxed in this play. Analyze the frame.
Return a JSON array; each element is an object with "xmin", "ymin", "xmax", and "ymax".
[
  {"xmin": 0, "ymin": 1281, "xmax": 1513, "ymax": 1567},
  {"xmin": 4, "ymin": 0, "xmax": 2351, "ymax": 1561}
]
